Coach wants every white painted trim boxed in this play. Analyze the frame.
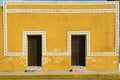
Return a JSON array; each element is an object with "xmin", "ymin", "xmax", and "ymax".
[
  {"xmin": 6, "ymin": 9, "xmax": 117, "ymax": 13},
  {"xmin": 3, "ymin": 1, "xmax": 119, "ymax": 56},
  {"xmin": 43, "ymin": 52, "xmax": 70, "ymax": 56},
  {"xmin": 90, "ymin": 52, "xmax": 116, "ymax": 56},
  {"xmin": 23, "ymin": 31, "xmax": 46, "ymax": 67},
  {"xmin": 67, "ymin": 31, "xmax": 90, "ymax": 56},
  {"xmin": 22, "ymin": 31, "xmax": 46, "ymax": 56},
  {"xmin": 115, "ymin": 2, "xmax": 119, "ymax": 56},
  {"xmin": 4, "ymin": 1, "xmax": 118, "ymax": 6},
  {"xmin": 3, "ymin": 2, "xmax": 7, "ymax": 56}
]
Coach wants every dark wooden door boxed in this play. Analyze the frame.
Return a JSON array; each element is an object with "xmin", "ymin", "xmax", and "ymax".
[
  {"xmin": 28, "ymin": 35, "xmax": 42, "ymax": 66},
  {"xmin": 71, "ymin": 35, "xmax": 86, "ymax": 66}
]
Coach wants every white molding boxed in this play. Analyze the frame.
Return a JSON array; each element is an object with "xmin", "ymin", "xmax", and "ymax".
[
  {"xmin": 4, "ymin": 52, "xmax": 22, "ymax": 56},
  {"xmin": 4, "ymin": 1, "xmax": 118, "ymax": 6},
  {"xmin": 22, "ymin": 31, "xmax": 46, "ymax": 56},
  {"xmin": 3, "ymin": 2, "xmax": 7, "ymax": 56},
  {"xmin": 90, "ymin": 52, "xmax": 116, "ymax": 56},
  {"xmin": 67, "ymin": 31, "xmax": 90, "ymax": 56},
  {"xmin": 6, "ymin": 9, "xmax": 117, "ymax": 13},
  {"xmin": 43, "ymin": 52, "xmax": 70, "ymax": 56},
  {"xmin": 115, "ymin": 3, "xmax": 119, "ymax": 55},
  {"xmin": 3, "ymin": 1, "xmax": 119, "ymax": 56},
  {"xmin": 23, "ymin": 31, "xmax": 46, "ymax": 67}
]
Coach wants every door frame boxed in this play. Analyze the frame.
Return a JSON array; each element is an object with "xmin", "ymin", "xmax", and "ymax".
[
  {"xmin": 67, "ymin": 31, "xmax": 90, "ymax": 56},
  {"xmin": 22, "ymin": 31, "xmax": 46, "ymax": 68},
  {"xmin": 67, "ymin": 31, "xmax": 90, "ymax": 71}
]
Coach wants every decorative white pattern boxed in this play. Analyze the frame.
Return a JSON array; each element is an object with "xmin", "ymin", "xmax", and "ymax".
[
  {"xmin": 115, "ymin": 2, "xmax": 119, "ymax": 55},
  {"xmin": 4, "ymin": 1, "xmax": 118, "ymax": 6},
  {"xmin": 67, "ymin": 31, "xmax": 90, "ymax": 56},
  {"xmin": 90, "ymin": 52, "xmax": 116, "ymax": 56},
  {"xmin": 22, "ymin": 31, "xmax": 46, "ymax": 56},
  {"xmin": 3, "ymin": 1, "xmax": 119, "ymax": 56},
  {"xmin": 3, "ymin": 2, "xmax": 7, "ymax": 56},
  {"xmin": 6, "ymin": 9, "xmax": 116, "ymax": 13},
  {"xmin": 43, "ymin": 52, "xmax": 70, "ymax": 56}
]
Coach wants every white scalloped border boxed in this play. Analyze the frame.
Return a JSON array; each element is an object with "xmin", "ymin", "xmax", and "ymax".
[
  {"xmin": 3, "ymin": 1, "xmax": 118, "ymax": 6},
  {"xmin": 22, "ymin": 31, "xmax": 46, "ymax": 56},
  {"xmin": 6, "ymin": 9, "xmax": 116, "ymax": 13},
  {"xmin": 67, "ymin": 31, "xmax": 90, "ymax": 56},
  {"xmin": 3, "ymin": 1, "xmax": 119, "ymax": 56}
]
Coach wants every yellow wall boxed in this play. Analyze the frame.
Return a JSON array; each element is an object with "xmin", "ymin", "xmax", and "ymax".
[
  {"xmin": 0, "ymin": 2, "xmax": 118, "ymax": 72},
  {"xmin": 7, "ymin": 13, "xmax": 115, "ymax": 52},
  {"xmin": 7, "ymin": 4, "xmax": 116, "ymax": 9},
  {"xmin": 87, "ymin": 56, "xmax": 118, "ymax": 71},
  {"xmin": 42, "ymin": 56, "xmax": 71, "ymax": 71},
  {"xmin": 42, "ymin": 56, "xmax": 118, "ymax": 71},
  {"xmin": 0, "ymin": 7, "xmax": 26, "ymax": 72}
]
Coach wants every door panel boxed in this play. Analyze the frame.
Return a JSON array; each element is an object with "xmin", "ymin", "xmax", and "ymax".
[
  {"xmin": 28, "ymin": 36, "xmax": 42, "ymax": 66},
  {"xmin": 71, "ymin": 35, "xmax": 86, "ymax": 66}
]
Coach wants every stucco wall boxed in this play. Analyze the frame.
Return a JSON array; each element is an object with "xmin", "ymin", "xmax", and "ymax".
[
  {"xmin": 7, "ymin": 13, "xmax": 115, "ymax": 52},
  {"xmin": 0, "ymin": 2, "xmax": 119, "ymax": 72}
]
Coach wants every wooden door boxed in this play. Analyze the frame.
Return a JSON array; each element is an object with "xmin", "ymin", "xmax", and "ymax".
[
  {"xmin": 28, "ymin": 35, "xmax": 42, "ymax": 66},
  {"xmin": 71, "ymin": 35, "xmax": 86, "ymax": 66}
]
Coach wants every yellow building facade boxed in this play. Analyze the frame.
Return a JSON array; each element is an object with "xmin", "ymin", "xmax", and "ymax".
[{"xmin": 0, "ymin": 1, "xmax": 119, "ymax": 72}]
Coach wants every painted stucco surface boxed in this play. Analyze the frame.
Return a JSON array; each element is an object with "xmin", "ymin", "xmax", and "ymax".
[
  {"xmin": 0, "ymin": 2, "xmax": 118, "ymax": 72},
  {"xmin": 7, "ymin": 13, "xmax": 115, "ymax": 52},
  {"xmin": 0, "ymin": 56, "xmax": 26, "ymax": 72},
  {"xmin": 42, "ymin": 56, "xmax": 71, "ymax": 71},
  {"xmin": 42, "ymin": 56, "xmax": 118, "ymax": 71},
  {"xmin": 0, "ymin": 7, "xmax": 26, "ymax": 72},
  {"xmin": 86, "ymin": 56, "xmax": 118, "ymax": 71},
  {"xmin": 7, "ymin": 4, "xmax": 116, "ymax": 9}
]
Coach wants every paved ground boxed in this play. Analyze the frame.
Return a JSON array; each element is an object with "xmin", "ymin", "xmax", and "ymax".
[{"xmin": 0, "ymin": 72, "xmax": 120, "ymax": 80}]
